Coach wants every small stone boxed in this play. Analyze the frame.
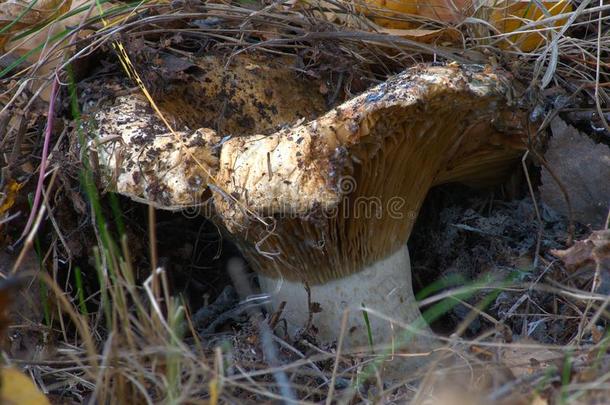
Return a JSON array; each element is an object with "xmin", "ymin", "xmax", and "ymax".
[{"xmin": 541, "ymin": 117, "xmax": 610, "ymax": 228}]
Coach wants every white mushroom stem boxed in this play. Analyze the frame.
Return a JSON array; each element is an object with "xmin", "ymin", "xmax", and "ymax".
[{"xmin": 259, "ymin": 246, "xmax": 432, "ymax": 350}]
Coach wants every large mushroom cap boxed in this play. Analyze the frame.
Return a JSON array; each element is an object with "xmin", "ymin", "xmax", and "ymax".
[
  {"xmin": 212, "ymin": 64, "xmax": 529, "ymax": 284},
  {"xmin": 89, "ymin": 62, "xmax": 529, "ymax": 285}
]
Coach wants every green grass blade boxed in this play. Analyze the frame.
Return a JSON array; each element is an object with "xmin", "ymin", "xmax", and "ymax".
[
  {"xmin": 361, "ymin": 303, "xmax": 374, "ymax": 351},
  {"xmin": 74, "ymin": 266, "xmax": 89, "ymax": 316}
]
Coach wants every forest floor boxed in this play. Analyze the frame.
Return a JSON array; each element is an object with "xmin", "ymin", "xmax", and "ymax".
[{"xmin": 1, "ymin": 0, "xmax": 610, "ymax": 403}]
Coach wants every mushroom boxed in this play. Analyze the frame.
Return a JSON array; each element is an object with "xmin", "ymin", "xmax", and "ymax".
[{"xmin": 89, "ymin": 62, "xmax": 529, "ymax": 354}]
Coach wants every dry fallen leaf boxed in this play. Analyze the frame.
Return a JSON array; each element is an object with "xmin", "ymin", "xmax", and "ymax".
[
  {"xmin": 0, "ymin": 367, "xmax": 51, "ymax": 405},
  {"xmin": 354, "ymin": 0, "xmax": 571, "ymax": 50},
  {"xmin": 0, "ymin": 0, "xmax": 112, "ymax": 101},
  {"xmin": 486, "ymin": 0, "xmax": 572, "ymax": 52},
  {"xmin": 552, "ymin": 230, "xmax": 610, "ymax": 293},
  {"xmin": 541, "ymin": 117, "xmax": 610, "ymax": 229},
  {"xmin": 356, "ymin": 0, "xmax": 418, "ymax": 28},
  {"xmin": 358, "ymin": 0, "xmax": 474, "ymax": 26},
  {"xmin": 0, "ymin": 0, "xmax": 72, "ymax": 50},
  {"xmin": 501, "ymin": 338, "xmax": 561, "ymax": 377},
  {"xmin": 376, "ymin": 26, "xmax": 462, "ymax": 43}
]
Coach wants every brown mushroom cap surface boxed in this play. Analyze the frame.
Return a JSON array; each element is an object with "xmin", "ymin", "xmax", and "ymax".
[
  {"xmin": 91, "ymin": 62, "xmax": 529, "ymax": 285},
  {"xmin": 214, "ymin": 64, "xmax": 529, "ymax": 284},
  {"xmin": 90, "ymin": 53, "xmax": 327, "ymax": 209}
]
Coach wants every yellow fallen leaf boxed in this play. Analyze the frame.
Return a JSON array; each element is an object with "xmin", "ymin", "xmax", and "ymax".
[
  {"xmin": 0, "ymin": 180, "xmax": 23, "ymax": 217},
  {"xmin": 488, "ymin": 0, "xmax": 572, "ymax": 51},
  {"xmin": 0, "ymin": 367, "xmax": 51, "ymax": 405},
  {"xmin": 530, "ymin": 393, "xmax": 548, "ymax": 405},
  {"xmin": 355, "ymin": 0, "xmax": 570, "ymax": 51}
]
